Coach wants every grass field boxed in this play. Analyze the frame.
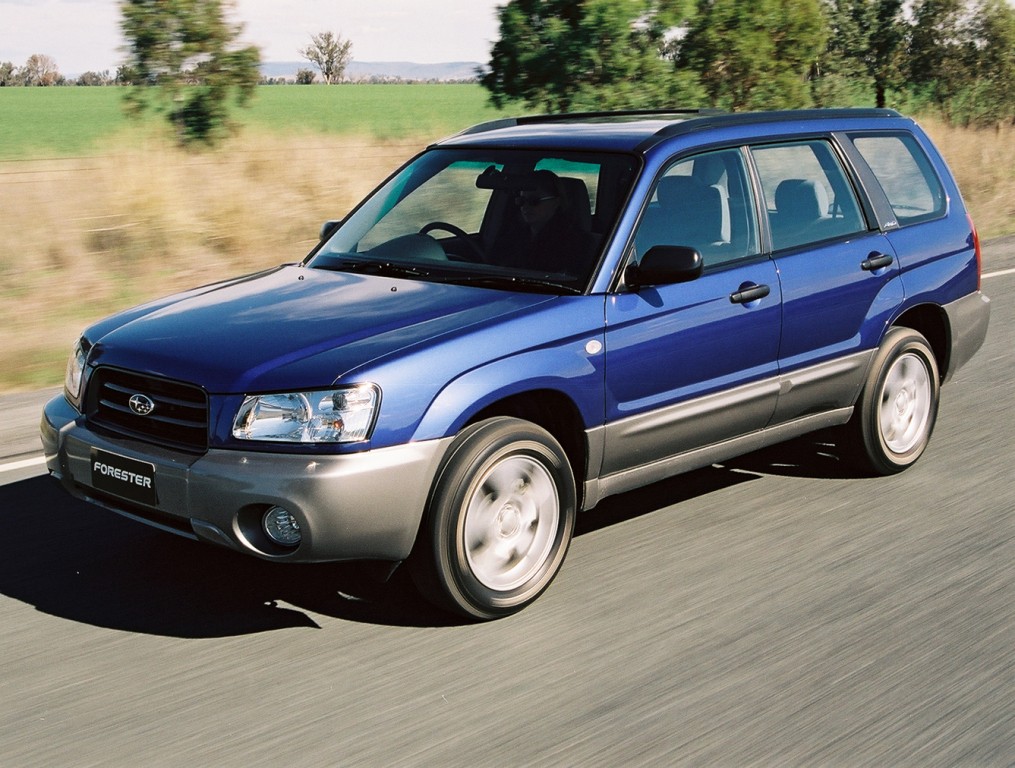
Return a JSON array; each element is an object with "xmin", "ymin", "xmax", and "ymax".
[
  {"xmin": 0, "ymin": 85, "xmax": 1012, "ymax": 392},
  {"xmin": 0, "ymin": 84, "xmax": 503, "ymax": 159}
]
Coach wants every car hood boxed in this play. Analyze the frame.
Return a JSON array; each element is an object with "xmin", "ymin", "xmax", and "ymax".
[{"xmin": 84, "ymin": 265, "xmax": 556, "ymax": 393}]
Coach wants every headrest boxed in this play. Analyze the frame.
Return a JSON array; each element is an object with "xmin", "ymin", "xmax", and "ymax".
[
  {"xmin": 653, "ymin": 175, "xmax": 723, "ymax": 244},
  {"xmin": 558, "ymin": 176, "xmax": 592, "ymax": 232},
  {"xmin": 656, "ymin": 175, "xmax": 709, "ymax": 208},
  {"xmin": 692, "ymin": 154, "xmax": 725, "ymax": 186},
  {"xmin": 775, "ymin": 179, "xmax": 829, "ymax": 221}
]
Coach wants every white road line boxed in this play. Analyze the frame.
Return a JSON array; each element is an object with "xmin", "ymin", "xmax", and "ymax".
[
  {"xmin": 984, "ymin": 268, "xmax": 1015, "ymax": 279},
  {"xmin": 0, "ymin": 455, "xmax": 47, "ymax": 474}
]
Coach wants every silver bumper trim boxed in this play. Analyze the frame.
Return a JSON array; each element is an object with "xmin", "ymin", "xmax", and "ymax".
[
  {"xmin": 942, "ymin": 291, "xmax": 990, "ymax": 383},
  {"xmin": 42, "ymin": 395, "xmax": 451, "ymax": 563}
]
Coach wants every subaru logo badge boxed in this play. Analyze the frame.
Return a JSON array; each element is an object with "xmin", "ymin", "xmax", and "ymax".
[{"xmin": 128, "ymin": 394, "xmax": 156, "ymax": 417}]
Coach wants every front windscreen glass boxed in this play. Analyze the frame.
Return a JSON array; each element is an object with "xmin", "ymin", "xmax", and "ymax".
[{"xmin": 308, "ymin": 148, "xmax": 638, "ymax": 294}]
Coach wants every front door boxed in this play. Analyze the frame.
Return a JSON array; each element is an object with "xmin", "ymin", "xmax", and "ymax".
[{"xmin": 602, "ymin": 147, "xmax": 782, "ymax": 477}]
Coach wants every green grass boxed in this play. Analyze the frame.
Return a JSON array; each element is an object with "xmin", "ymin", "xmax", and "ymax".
[
  {"xmin": 0, "ymin": 84, "xmax": 505, "ymax": 158},
  {"xmin": 244, "ymin": 84, "xmax": 505, "ymax": 138},
  {"xmin": 0, "ymin": 88, "xmax": 134, "ymax": 158}
]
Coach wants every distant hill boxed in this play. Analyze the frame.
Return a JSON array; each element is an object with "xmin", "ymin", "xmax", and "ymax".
[{"xmin": 261, "ymin": 61, "xmax": 484, "ymax": 82}]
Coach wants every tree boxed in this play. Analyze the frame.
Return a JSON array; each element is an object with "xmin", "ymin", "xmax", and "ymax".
[
  {"xmin": 907, "ymin": 0, "xmax": 1015, "ymax": 124},
  {"xmin": 0, "ymin": 62, "xmax": 17, "ymax": 87},
  {"xmin": 295, "ymin": 68, "xmax": 317, "ymax": 85},
  {"xmin": 119, "ymin": 0, "xmax": 261, "ymax": 145},
  {"xmin": 300, "ymin": 31, "xmax": 353, "ymax": 84},
  {"xmin": 22, "ymin": 54, "xmax": 60, "ymax": 86},
  {"xmin": 679, "ymin": 0, "xmax": 827, "ymax": 110},
  {"xmin": 77, "ymin": 70, "xmax": 113, "ymax": 86},
  {"xmin": 819, "ymin": 0, "xmax": 904, "ymax": 107},
  {"xmin": 482, "ymin": 0, "xmax": 703, "ymax": 113},
  {"xmin": 964, "ymin": 0, "xmax": 1015, "ymax": 124},
  {"xmin": 907, "ymin": 0, "xmax": 971, "ymax": 105}
]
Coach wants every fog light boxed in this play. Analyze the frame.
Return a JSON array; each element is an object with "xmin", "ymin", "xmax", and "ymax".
[{"xmin": 263, "ymin": 506, "xmax": 302, "ymax": 547}]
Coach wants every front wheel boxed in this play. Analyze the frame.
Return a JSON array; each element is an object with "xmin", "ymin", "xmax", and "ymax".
[
  {"xmin": 847, "ymin": 327, "xmax": 940, "ymax": 475},
  {"xmin": 409, "ymin": 417, "xmax": 576, "ymax": 620}
]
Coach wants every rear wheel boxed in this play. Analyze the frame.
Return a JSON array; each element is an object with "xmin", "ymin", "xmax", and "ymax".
[
  {"xmin": 410, "ymin": 417, "xmax": 576, "ymax": 620},
  {"xmin": 847, "ymin": 327, "xmax": 940, "ymax": 475}
]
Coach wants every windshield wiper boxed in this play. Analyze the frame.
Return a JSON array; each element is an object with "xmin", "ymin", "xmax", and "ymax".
[
  {"xmin": 443, "ymin": 274, "xmax": 582, "ymax": 295},
  {"xmin": 317, "ymin": 259, "xmax": 430, "ymax": 279}
]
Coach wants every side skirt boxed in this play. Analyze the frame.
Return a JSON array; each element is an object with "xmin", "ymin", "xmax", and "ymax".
[{"xmin": 581, "ymin": 407, "xmax": 853, "ymax": 511}]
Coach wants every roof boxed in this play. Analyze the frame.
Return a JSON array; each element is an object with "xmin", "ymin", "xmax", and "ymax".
[{"xmin": 435, "ymin": 108, "xmax": 906, "ymax": 154}]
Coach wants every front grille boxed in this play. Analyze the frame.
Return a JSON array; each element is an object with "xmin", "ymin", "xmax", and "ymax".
[{"xmin": 86, "ymin": 368, "xmax": 209, "ymax": 453}]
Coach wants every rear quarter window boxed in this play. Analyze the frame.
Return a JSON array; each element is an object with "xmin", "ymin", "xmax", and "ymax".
[{"xmin": 850, "ymin": 133, "xmax": 947, "ymax": 226}]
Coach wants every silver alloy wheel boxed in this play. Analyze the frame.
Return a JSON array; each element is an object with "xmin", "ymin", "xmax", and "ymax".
[
  {"xmin": 878, "ymin": 351, "xmax": 933, "ymax": 455},
  {"xmin": 463, "ymin": 454, "xmax": 559, "ymax": 592}
]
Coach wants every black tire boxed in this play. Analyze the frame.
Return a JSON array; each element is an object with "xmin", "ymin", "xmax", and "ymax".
[
  {"xmin": 409, "ymin": 417, "xmax": 576, "ymax": 620},
  {"xmin": 847, "ymin": 327, "xmax": 940, "ymax": 476}
]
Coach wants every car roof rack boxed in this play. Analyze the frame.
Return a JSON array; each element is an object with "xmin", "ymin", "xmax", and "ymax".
[
  {"xmin": 630, "ymin": 107, "xmax": 903, "ymax": 151},
  {"xmin": 454, "ymin": 108, "xmax": 727, "ymax": 136}
]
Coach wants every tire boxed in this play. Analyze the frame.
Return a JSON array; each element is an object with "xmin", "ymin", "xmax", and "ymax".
[
  {"xmin": 847, "ymin": 327, "xmax": 940, "ymax": 476},
  {"xmin": 409, "ymin": 417, "xmax": 577, "ymax": 620}
]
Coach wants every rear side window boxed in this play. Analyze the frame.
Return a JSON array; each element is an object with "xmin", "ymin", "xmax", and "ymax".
[
  {"xmin": 751, "ymin": 140, "xmax": 867, "ymax": 252},
  {"xmin": 851, "ymin": 133, "xmax": 946, "ymax": 226}
]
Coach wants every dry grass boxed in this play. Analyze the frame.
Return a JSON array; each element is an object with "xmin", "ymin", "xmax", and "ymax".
[
  {"xmin": 0, "ymin": 122, "xmax": 1012, "ymax": 393},
  {"xmin": 0, "ymin": 130, "xmax": 425, "ymax": 391},
  {"xmin": 919, "ymin": 117, "xmax": 1015, "ymax": 239}
]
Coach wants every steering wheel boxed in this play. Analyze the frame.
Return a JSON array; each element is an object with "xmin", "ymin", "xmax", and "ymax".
[{"xmin": 419, "ymin": 221, "xmax": 486, "ymax": 262}]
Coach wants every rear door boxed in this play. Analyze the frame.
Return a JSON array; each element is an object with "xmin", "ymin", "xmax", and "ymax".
[{"xmin": 750, "ymin": 138, "xmax": 904, "ymax": 425}]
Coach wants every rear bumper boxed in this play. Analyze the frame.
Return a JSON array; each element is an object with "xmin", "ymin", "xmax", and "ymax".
[
  {"xmin": 943, "ymin": 290, "xmax": 990, "ymax": 383},
  {"xmin": 41, "ymin": 395, "xmax": 451, "ymax": 563}
]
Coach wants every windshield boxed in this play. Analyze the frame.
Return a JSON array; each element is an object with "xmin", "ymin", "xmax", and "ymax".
[{"xmin": 308, "ymin": 148, "xmax": 639, "ymax": 294}]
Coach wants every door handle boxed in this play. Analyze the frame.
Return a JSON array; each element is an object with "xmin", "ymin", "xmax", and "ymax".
[
  {"xmin": 729, "ymin": 283, "xmax": 771, "ymax": 304},
  {"xmin": 861, "ymin": 252, "xmax": 894, "ymax": 271}
]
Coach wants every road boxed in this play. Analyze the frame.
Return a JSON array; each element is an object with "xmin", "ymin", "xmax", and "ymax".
[{"xmin": 1, "ymin": 238, "xmax": 1013, "ymax": 766}]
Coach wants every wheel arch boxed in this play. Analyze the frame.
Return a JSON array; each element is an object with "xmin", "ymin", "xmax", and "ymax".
[
  {"xmin": 890, "ymin": 303, "xmax": 950, "ymax": 382},
  {"xmin": 467, "ymin": 390, "xmax": 588, "ymax": 507}
]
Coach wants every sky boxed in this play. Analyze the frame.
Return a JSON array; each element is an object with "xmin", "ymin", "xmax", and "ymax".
[{"xmin": 1, "ymin": 0, "xmax": 504, "ymax": 76}]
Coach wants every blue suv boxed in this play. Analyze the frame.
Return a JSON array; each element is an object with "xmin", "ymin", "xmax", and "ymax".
[{"xmin": 42, "ymin": 109, "xmax": 991, "ymax": 619}]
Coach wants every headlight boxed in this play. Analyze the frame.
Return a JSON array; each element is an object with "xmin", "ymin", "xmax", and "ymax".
[
  {"xmin": 64, "ymin": 341, "xmax": 88, "ymax": 404},
  {"xmin": 232, "ymin": 385, "xmax": 380, "ymax": 444}
]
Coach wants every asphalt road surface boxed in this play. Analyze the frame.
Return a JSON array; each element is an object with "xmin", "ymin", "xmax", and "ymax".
[{"xmin": 1, "ymin": 238, "xmax": 1013, "ymax": 766}]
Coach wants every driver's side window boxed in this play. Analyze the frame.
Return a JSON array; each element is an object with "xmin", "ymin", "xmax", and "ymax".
[{"xmin": 634, "ymin": 148, "xmax": 759, "ymax": 268}]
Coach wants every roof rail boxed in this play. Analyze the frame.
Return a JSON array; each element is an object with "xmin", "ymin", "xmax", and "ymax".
[
  {"xmin": 455, "ymin": 108, "xmax": 727, "ymax": 137},
  {"xmin": 632, "ymin": 107, "xmax": 905, "ymax": 152},
  {"xmin": 652, "ymin": 107, "xmax": 901, "ymax": 137}
]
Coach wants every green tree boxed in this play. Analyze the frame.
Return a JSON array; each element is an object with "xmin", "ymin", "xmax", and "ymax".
[
  {"xmin": 907, "ymin": 0, "xmax": 970, "ymax": 106},
  {"xmin": 120, "ymin": 0, "xmax": 261, "ymax": 145},
  {"xmin": 0, "ymin": 62, "xmax": 17, "ymax": 87},
  {"xmin": 679, "ymin": 0, "xmax": 827, "ymax": 110},
  {"xmin": 818, "ymin": 0, "xmax": 904, "ymax": 107},
  {"xmin": 908, "ymin": 0, "xmax": 1015, "ymax": 124},
  {"xmin": 482, "ymin": 0, "xmax": 703, "ymax": 113},
  {"xmin": 964, "ymin": 0, "xmax": 1015, "ymax": 124},
  {"xmin": 300, "ymin": 31, "xmax": 353, "ymax": 84}
]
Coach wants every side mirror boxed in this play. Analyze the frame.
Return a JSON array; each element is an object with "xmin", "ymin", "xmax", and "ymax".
[
  {"xmin": 319, "ymin": 219, "xmax": 342, "ymax": 241},
  {"xmin": 625, "ymin": 245, "xmax": 703, "ymax": 289}
]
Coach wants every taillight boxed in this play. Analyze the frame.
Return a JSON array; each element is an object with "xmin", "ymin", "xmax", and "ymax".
[{"xmin": 968, "ymin": 213, "xmax": 982, "ymax": 291}]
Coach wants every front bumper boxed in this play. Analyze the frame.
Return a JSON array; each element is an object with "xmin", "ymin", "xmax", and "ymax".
[{"xmin": 41, "ymin": 395, "xmax": 451, "ymax": 563}]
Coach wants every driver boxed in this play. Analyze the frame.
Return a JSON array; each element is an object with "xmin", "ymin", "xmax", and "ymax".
[{"xmin": 493, "ymin": 170, "xmax": 588, "ymax": 275}]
